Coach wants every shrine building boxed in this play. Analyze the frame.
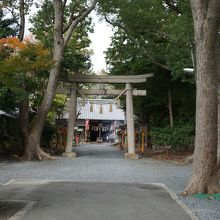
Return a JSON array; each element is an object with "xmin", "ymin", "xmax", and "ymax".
[{"xmin": 57, "ymin": 98, "xmax": 125, "ymax": 142}]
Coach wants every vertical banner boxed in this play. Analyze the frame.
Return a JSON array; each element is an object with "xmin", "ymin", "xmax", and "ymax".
[{"xmin": 85, "ymin": 119, "xmax": 89, "ymax": 141}]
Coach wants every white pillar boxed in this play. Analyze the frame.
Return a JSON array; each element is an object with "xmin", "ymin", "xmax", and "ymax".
[
  {"xmin": 63, "ymin": 83, "xmax": 77, "ymax": 158},
  {"xmin": 125, "ymin": 83, "xmax": 138, "ymax": 159}
]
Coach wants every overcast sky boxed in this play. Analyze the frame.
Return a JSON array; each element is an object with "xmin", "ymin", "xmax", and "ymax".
[{"xmin": 89, "ymin": 11, "xmax": 113, "ymax": 72}]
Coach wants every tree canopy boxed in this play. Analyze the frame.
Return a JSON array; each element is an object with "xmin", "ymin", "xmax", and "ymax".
[{"xmin": 97, "ymin": 0, "xmax": 195, "ymax": 129}]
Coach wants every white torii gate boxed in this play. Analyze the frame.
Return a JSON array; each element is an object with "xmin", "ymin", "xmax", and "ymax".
[{"xmin": 58, "ymin": 73, "xmax": 153, "ymax": 159}]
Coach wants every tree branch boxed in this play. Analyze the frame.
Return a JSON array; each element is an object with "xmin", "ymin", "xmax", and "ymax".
[
  {"xmin": 163, "ymin": 0, "xmax": 182, "ymax": 15},
  {"xmin": 18, "ymin": 0, "xmax": 25, "ymax": 41},
  {"xmin": 63, "ymin": 8, "xmax": 86, "ymax": 34},
  {"xmin": 63, "ymin": 0, "xmax": 97, "ymax": 47},
  {"xmin": 62, "ymin": 0, "xmax": 67, "ymax": 10},
  {"xmin": 62, "ymin": 0, "xmax": 67, "ymax": 21},
  {"xmin": 54, "ymin": 0, "xmax": 64, "ymax": 45},
  {"xmin": 104, "ymin": 15, "xmax": 171, "ymax": 71},
  {"xmin": 137, "ymin": 35, "xmax": 171, "ymax": 71},
  {"xmin": 5, "ymin": 6, "xmax": 20, "ymax": 26}
]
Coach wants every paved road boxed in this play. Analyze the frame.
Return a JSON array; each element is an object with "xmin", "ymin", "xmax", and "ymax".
[
  {"xmin": 0, "ymin": 143, "xmax": 219, "ymax": 220},
  {"xmin": 0, "ymin": 180, "xmax": 195, "ymax": 220}
]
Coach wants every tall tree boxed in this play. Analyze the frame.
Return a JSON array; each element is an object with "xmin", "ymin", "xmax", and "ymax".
[
  {"xmin": 99, "ymin": 0, "xmax": 195, "ymax": 127},
  {"xmin": 30, "ymin": 0, "xmax": 92, "ymax": 73},
  {"xmin": 17, "ymin": 0, "xmax": 30, "ymax": 158},
  {"xmin": 184, "ymin": 0, "xmax": 220, "ymax": 195},
  {"xmin": 0, "ymin": 4, "xmax": 19, "ymax": 115},
  {"xmin": 0, "ymin": 0, "xmax": 35, "ymax": 155},
  {"xmin": 24, "ymin": 0, "xmax": 97, "ymax": 160}
]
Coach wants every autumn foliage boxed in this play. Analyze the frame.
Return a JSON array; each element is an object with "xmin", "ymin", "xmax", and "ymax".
[
  {"xmin": 0, "ymin": 37, "xmax": 25, "ymax": 49},
  {"xmin": 0, "ymin": 37, "xmax": 53, "ymax": 74},
  {"xmin": 0, "ymin": 37, "xmax": 53, "ymax": 97}
]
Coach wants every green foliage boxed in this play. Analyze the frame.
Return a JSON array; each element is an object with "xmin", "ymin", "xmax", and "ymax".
[
  {"xmin": 0, "ymin": 43, "xmax": 52, "ymax": 74},
  {"xmin": 0, "ymin": 86, "xmax": 19, "ymax": 113},
  {"xmin": 100, "ymin": 0, "xmax": 194, "ymax": 79},
  {"xmin": 0, "ymin": 9, "xmax": 18, "ymax": 38},
  {"xmin": 98, "ymin": 1, "xmax": 196, "ymax": 152},
  {"xmin": 48, "ymin": 94, "xmax": 67, "ymax": 121},
  {"xmin": 99, "ymin": 0, "xmax": 196, "ymax": 132},
  {"xmin": 0, "ymin": 39, "xmax": 53, "ymax": 105},
  {"xmin": 0, "ymin": 117, "xmax": 21, "ymax": 156},
  {"xmin": 0, "ymin": 0, "xmax": 34, "ymax": 38},
  {"xmin": 1, "ymin": 0, "xmax": 34, "ymax": 14},
  {"xmin": 0, "ymin": 7, "xmax": 20, "ymax": 113},
  {"xmin": 62, "ymin": 32, "xmax": 92, "ymax": 73},
  {"xmin": 29, "ymin": 0, "xmax": 54, "ymax": 48},
  {"xmin": 150, "ymin": 122, "xmax": 195, "ymax": 149},
  {"xmin": 41, "ymin": 94, "xmax": 66, "ymax": 148},
  {"xmin": 41, "ymin": 120, "xmax": 56, "ymax": 148},
  {"xmin": 0, "ymin": 39, "xmax": 57, "ymax": 154},
  {"xmin": 30, "ymin": 0, "xmax": 93, "ymax": 73}
]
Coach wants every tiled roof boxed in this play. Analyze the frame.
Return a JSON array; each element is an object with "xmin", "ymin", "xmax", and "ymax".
[{"xmin": 62, "ymin": 98, "xmax": 125, "ymax": 121}]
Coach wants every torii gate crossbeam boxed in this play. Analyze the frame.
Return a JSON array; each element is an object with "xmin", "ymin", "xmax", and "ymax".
[{"xmin": 61, "ymin": 73, "xmax": 153, "ymax": 84}]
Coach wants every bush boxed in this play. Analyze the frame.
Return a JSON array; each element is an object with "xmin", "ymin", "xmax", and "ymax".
[
  {"xmin": 150, "ymin": 122, "xmax": 195, "ymax": 150},
  {"xmin": 0, "ymin": 117, "xmax": 21, "ymax": 157},
  {"xmin": 41, "ymin": 120, "xmax": 56, "ymax": 148},
  {"xmin": 0, "ymin": 117, "xmax": 56, "ymax": 156}
]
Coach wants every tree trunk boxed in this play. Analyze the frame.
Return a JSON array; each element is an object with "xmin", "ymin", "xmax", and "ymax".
[
  {"xmin": 22, "ymin": 0, "xmax": 97, "ymax": 160},
  {"xmin": 184, "ymin": 0, "xmax": 220, "ymax": 195},
  {"xmin": 168, "ymin": 87, "xmax": 174, "ymax": 128},
  {"xmin": 218, "ymin": 84, "xmax": 220, "ymax": 164},
  {"xmin": 24, "ymin": 51, "xmax": 64, "ymax": 160},
  {"xmin": 18, "ymin": 0, "xmax": 30, "ymax": 156},
  {"xmin": 218, "ymin": 89, "xmax": 220, "ymax": 178},
  {"xmin": 23, "ymin": 0, "xmax": 64, "ymax": 160},
  {"xmin": 19, "ymin": 97, "xmax": 29, "ymax": 155},
  {"xmin": 217, "ymin": 49, "xmax": 220, "ymax": 178},
  {"xmin": 217, "ymin": 47, "xmax": 220, "ymax": 165},
  {"xmin": 18, "ymin": 0, "xmax": 25, "ymax": 41}
]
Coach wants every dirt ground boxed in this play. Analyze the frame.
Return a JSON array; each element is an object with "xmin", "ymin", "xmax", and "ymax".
[{"xmin": 144, "ymin": 148, "xmax": 193, "ymax": 163}]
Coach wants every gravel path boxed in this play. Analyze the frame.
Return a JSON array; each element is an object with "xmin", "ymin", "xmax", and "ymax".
[{"xmin": 0, "ymin": 143, "xmax": 219, "ymax": 220}]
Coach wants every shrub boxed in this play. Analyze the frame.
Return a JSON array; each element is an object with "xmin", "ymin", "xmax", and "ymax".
[
  {"xmin": 150, "ymin": 122, "xmax": 195, "ymax": 150},
  {"xmin": 0, "ymin": 117, "xmax": 21, "ymax": 157},
  {"xmin": 41, "ymin": 120, "xmax": 56, "ymax": 148}
]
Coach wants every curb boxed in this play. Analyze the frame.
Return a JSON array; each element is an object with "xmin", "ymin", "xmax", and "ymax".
[
  {"xmin": 2, "ymin": 179, "xmax": 16, "ymax": 186},
  {"xmin": 154, "ymin": 183, "xmax": 200, "ymax": 220},
  {"xmin": 6, "ymin": 200, "xmax": 36, "ymax": 220},
  {"xmin": 0, "ymin": 161, "xmax": 7, "ymax": 167}
]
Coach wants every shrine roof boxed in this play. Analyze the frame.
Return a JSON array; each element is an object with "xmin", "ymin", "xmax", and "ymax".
[{"xmin": 62, "ymin": 98, "xmax": 125, "ymax": 121}]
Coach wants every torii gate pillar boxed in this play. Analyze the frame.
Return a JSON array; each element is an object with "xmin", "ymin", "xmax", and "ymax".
[
  {"xmin": 63, "ymin": 82, "xmax": 77, "ymax": 158},
  {"xmin": 125, "ymin": 83, "xmax": 138, "ymax": 159}
]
